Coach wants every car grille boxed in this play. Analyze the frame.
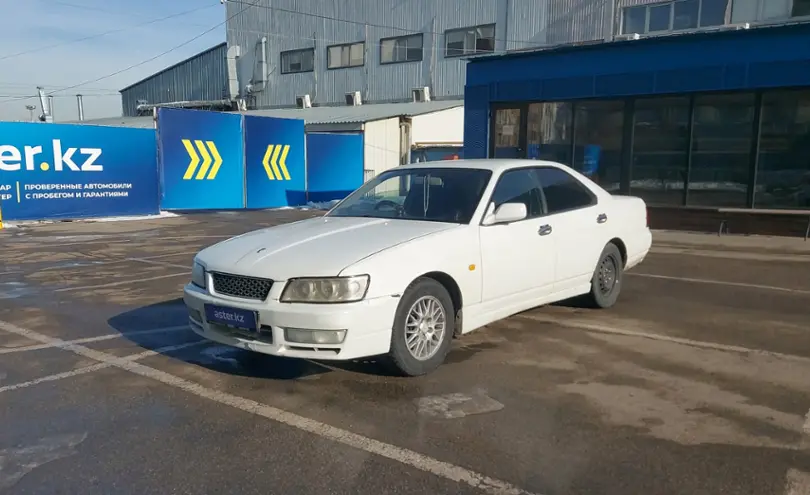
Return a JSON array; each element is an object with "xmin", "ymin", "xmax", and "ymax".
[{"xmin": 211, "ymin": 272, "xmax": 273, "ymax": 300}]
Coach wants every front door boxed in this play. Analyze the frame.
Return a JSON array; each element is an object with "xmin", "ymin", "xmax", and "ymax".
[{"xmin": 479, "ymin": 167, "xmax": 556, "ymax": 305}]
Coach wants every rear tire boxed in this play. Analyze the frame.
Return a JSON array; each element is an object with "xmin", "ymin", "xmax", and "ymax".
[
  {"xmin": 386, "ymin": 277, "xmax": 455, "ymax": 377},
  {"xmin": 585, "ymin": 243, "xmax": 623, "ymax": 309}
]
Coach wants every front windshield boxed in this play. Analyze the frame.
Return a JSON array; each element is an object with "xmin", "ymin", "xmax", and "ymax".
[{"xmin": 327, "ymin": 167, "xmax": 492, "ymax": 224}]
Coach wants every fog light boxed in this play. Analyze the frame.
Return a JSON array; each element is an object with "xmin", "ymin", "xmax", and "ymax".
[
  {"xmin": 284, "ymin": 328, "xmax": 346, "ymax": 345},
  {"xmin": 188, "ymin": 308, "xmax": 202, "ymax": 323}
]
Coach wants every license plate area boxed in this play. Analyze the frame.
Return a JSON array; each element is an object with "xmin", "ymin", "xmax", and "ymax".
[{"xmin": 204, "ymin": 304, "xmax": 258, "ymax": 332}]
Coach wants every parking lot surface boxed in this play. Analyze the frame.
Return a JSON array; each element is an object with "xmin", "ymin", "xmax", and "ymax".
[{"xmin": 1, "ymin": 211, "xmax": 809, "ymax": 495}]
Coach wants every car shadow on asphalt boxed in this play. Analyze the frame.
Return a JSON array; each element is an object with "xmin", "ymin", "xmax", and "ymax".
[{"xmin": 107, "ymin": 298, "xmax": 400, "ymax": 381}]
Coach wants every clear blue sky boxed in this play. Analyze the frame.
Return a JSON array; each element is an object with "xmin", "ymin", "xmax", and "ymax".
[{"xmin": 0, "ymin": 0, "xmax": 225, "ymax": 121}]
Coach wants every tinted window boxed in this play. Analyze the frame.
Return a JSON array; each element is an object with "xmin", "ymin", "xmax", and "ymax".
[
  {"xmin": 490, "ymin": 169, "xmax": 544, "ymax": 218},
  {"xmin": 328, "ymin": 167, "xmax": 491, "ymax": 224},
  {"xmin": 536, "ymin": 168, "xmax": 596, "ymax": 214}
]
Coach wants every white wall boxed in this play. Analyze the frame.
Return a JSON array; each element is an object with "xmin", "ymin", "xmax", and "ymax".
[
  {"xmin": 410, "ymin": 107, "xmax": 465, "ymax": 146},
  {"xmin": 363, "ymin": 117, "xmax": 401, "ymax": 181}
]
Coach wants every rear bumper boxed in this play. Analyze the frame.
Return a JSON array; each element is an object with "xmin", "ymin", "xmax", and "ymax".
[
  {"xmin": 626, "ymin": 228, "xmax": 653, "ymax": 270},
  {"xmin": 183, "ymin": 283, "xmax": 398, "ymax": 361}
]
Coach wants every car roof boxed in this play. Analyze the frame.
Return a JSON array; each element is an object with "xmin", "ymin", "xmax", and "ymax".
[{"xmin": 398, "ymin": 158, "xmax": 569, "ymax": 174}]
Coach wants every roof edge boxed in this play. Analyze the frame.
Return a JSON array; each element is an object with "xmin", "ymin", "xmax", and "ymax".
[{"xmin": 119, "ymin": 41, "xmax": 227, "ymax": 93}]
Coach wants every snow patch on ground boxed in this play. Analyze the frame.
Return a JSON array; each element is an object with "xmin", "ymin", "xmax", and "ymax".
[{"xmin": 2, "ymin": 211, "xmax": 178, "ymax": 229}]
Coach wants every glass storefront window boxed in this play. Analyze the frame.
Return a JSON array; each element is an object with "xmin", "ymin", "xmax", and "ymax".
[
  {"xmin": 756, "ymin": 90, "xmax": 810, "ymax": 209},
  {"xmin": 631, "ymin": 96, "xmax": 690, "ymax": 205},
  {"xmin": 689, "ymin": 93, "xmax": 755, "ymax": 207},
  {"xmin": 492, "ymin": 108, "xmax": 522, "ymax": 158},
  {"xmin": 573, "ymin": 100, "xmax": 624, "ymax": 193},
  {"xmin": 526, "ymin": 102, "xmax": 573, "ymax": 165}
]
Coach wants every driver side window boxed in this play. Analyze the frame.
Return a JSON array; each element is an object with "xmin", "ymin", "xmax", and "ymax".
[{"xmin": 490, "ymin": 169, "xmax": 544, "ymax": 219}]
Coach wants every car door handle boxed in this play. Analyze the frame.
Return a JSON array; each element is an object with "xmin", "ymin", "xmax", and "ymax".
[
  {"xmin": 597, "ymin": 213, "xmax": 608, "ymax": 224},
  {"xmin": 538, "ymin": 224, "xmax": 552, "ymax": 236}
]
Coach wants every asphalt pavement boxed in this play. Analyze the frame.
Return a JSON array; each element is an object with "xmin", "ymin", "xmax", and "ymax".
[{"xmin": 1, "ymin": 211, "xmax": 809, "ymax": 495}]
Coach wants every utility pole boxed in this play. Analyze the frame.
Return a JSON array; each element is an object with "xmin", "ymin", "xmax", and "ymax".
[{"xmin": 25, "ymin": 105, "xmax": 36, "ymax": 122}]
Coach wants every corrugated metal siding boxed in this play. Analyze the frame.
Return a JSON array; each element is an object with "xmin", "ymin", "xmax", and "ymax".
[
  {"xmin": 547, "ymin": 0, "xmax": 609, "ymax": 44},
  {"xmin": 363, "ymin": 117, "xmax": 401, "ymax": 177},
  {"xmin": 120, "ymin": 43, "xmax": 228, "ymax": 117},
  {"xmin": 226, "ymin": 0, "xmax": 553, "ymax": 109}
]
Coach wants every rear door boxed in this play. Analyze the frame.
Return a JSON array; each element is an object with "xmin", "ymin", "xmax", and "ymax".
[{"xmin": 534, "ymin": 167, "xmax": 609, "ymax": 293}]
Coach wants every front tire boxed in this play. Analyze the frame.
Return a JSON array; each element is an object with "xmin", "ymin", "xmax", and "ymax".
[
  {"xmin": 586, "ymin": 243, "xmax": 624, "ymax": 309},
  {"xmin": 387, "ymin": 277, "xmax": 455, "ymax": 377}
]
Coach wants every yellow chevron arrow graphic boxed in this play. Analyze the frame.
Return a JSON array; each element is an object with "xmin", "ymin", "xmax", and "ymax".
[
  {"xmin": 194, "ymin": 140, "xmax": 212, "ymax": 180},
  {"xmin": 262, "ymin": 145, "xmax": 276, "ymax": 180},
  {"xmin": 182, "ymin": 139, "xmax": 200, "ymax": 180},
  {"xmin": 269, "ymin": 144, "xmax": 283, "ymax": 180},
  {"xmin": 206, "ymin": 141, "xmax": 222, "ymax": 179},
  {"xmin": 278, "ymin": 145, "xmax": 291, "ymax": 180}
]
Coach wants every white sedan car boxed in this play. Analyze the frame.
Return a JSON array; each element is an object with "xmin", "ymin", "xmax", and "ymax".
[{"xmin": 183, "ymin": 159, "xmax": 652, "ymax": 376}]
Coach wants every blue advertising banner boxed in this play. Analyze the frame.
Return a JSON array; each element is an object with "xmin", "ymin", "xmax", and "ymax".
[
  {"xmin": 244, "ymin": 115, "xmax": 306, "ymax": 208},
  {"xmin": 157, "ymin": 108, "xmax": 244, "ymax": 210},
  {"xmin": 306, "ymin": 133, "xmax": 364, "ymax": 202},
  {"xmin": 0, "ymin": 122, "xmax": 159, "ymax": 221}
]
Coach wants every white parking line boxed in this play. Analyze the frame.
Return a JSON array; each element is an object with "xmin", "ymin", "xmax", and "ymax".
[
  {"xmin": 516, "ymin": 313, "xmax": 810, "ymax": 364},
  {"xmin": 627, "ymin": 272, "xmax": 810, "ymax": 295},
  {"xmin": 0, "ymin": 325, "xmax": 190, "ymax": 355},
  {"xmin": 54, "ymin": 273, "xmax": 188, "ymax": 292},
  {"xmin": 0, "ymin": 340, "xmax": 204, "ymax": 394},
  {"xmin": 0, "ymin": 319, "xmax": 538, "ymax": 495}
]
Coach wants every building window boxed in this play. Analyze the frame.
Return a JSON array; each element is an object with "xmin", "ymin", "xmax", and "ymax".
[
  {"xmin": 731, "ymin": 0, "xmax": 791, "ymax": 23},
  {"xmin": 755, "ymin": 90, "xmax": 810, "ymax": 209},
  {"xmin": 620, "ymin": 0, "xmax": 728, "ymax": 35},
  {"xmin": 794, "ymin": 0, "xmax": 810, "ymax": 16},
  {"xmin": 689, "ymin": 92, "xmax": 755, "ymax": 207},
  {"xmin": 573, "ymin": 100, "xmax": 625, "ymax": 193},
  {"xmin": 280, "ymin": 48, "xmax": 314, "ymax": 74},
  {"xmin": 327, "ymin": 42, "xmax": 364, "ymax": 69},
  {"xmin": 380, "ymin": 34, "xmax": 423, "ymax": 64},
  {"xmin": 527, "ymin": 102, "xmax": 573, "ymax": 165},
  {"xmin": 445, "ymin": 24, "xmax": 495, "ymax": 57},
  {"xmin": 631, "ymin": 97, "xmax": 691, "ymax": 206}
]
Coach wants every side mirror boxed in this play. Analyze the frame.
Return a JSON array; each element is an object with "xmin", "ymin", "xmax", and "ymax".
[{"xmin": 483, "ymin": 202, "xmax": 527, "ymax": 225}]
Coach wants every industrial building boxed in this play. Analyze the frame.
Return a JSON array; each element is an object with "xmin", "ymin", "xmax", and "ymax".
[
  {"xmin": 119, "ymin": 42, "xmax": 233, "ymax": 117},
  {"xmin": 463, "ymin": 20, "xmax": 810, "ymax": 236}
]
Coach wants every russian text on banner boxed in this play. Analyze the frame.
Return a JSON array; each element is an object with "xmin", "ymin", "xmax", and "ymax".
[{"xmin": 0, "ymin": 122, "xmax": 159, "ymax": 221}]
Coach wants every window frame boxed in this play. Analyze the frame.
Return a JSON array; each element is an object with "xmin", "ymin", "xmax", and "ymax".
[
  {"xmin": 620, "ymin": 0, "xmax": 728, "ymax": 36},
  {"xmin": 444, "ymin": 23, "xmax": 496, "ymax": 58},
  {"xmin": 379, "ymin": 33, "xmax": 424, "ymax": 65},
  {"xmin": 280, "ymin": 47, "xmax": 315, "ymax": 75},
  {"xmin": 326, "ymin": 41, "xmax": 365, "ymax": 70},
  {"xmin": 479, "ymin": 166, "xmax": 598, "ymax": 226},
  {"xmin": 534, "ymin": 166, "xmax": 599, "ymax": 215}
]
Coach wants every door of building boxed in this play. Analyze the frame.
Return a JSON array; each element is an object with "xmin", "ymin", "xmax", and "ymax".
[{"xmin": 490, "ymin": 106, "xmax": 527, "ymax": 158}]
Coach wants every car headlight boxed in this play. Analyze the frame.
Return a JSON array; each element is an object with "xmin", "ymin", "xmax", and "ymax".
[
  {"xmin": 281, "ymin": 275, "xmax": 369, "ymax": 303},
  {"xmin": 191, "ymin": 261, "xmax": 206, "ymax": 289}
]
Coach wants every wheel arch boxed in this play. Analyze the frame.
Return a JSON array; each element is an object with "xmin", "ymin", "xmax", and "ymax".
[
  {"xmin": 412, "ymin": 271, "xmax": 464, "ymax": 337},
  {"xmin": 608, "ymin": 237, "xmax": 628, "ymax": 268}
]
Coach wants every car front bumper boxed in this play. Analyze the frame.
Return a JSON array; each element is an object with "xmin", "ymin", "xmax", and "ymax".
[{"xmin": 183, "ymin": 283, "xmax": 398, "ymax": 361}]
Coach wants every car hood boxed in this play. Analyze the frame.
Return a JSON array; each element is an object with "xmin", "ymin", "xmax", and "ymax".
[{"xmin": 197, "ymin": 216, "xmax": 459, "ymax": 280}]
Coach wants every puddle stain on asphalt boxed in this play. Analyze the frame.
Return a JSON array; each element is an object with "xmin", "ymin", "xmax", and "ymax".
[
  {"xmin": 0, "ymin": 433, "xmax": 88, "ymax": 489},
  {"xmin": 416, "ymin": 390, "xmax": 504, "ymax": 419},
  {"xmin": 0, "ymin": 282, "xmax": 37, "ymax": 300}
]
